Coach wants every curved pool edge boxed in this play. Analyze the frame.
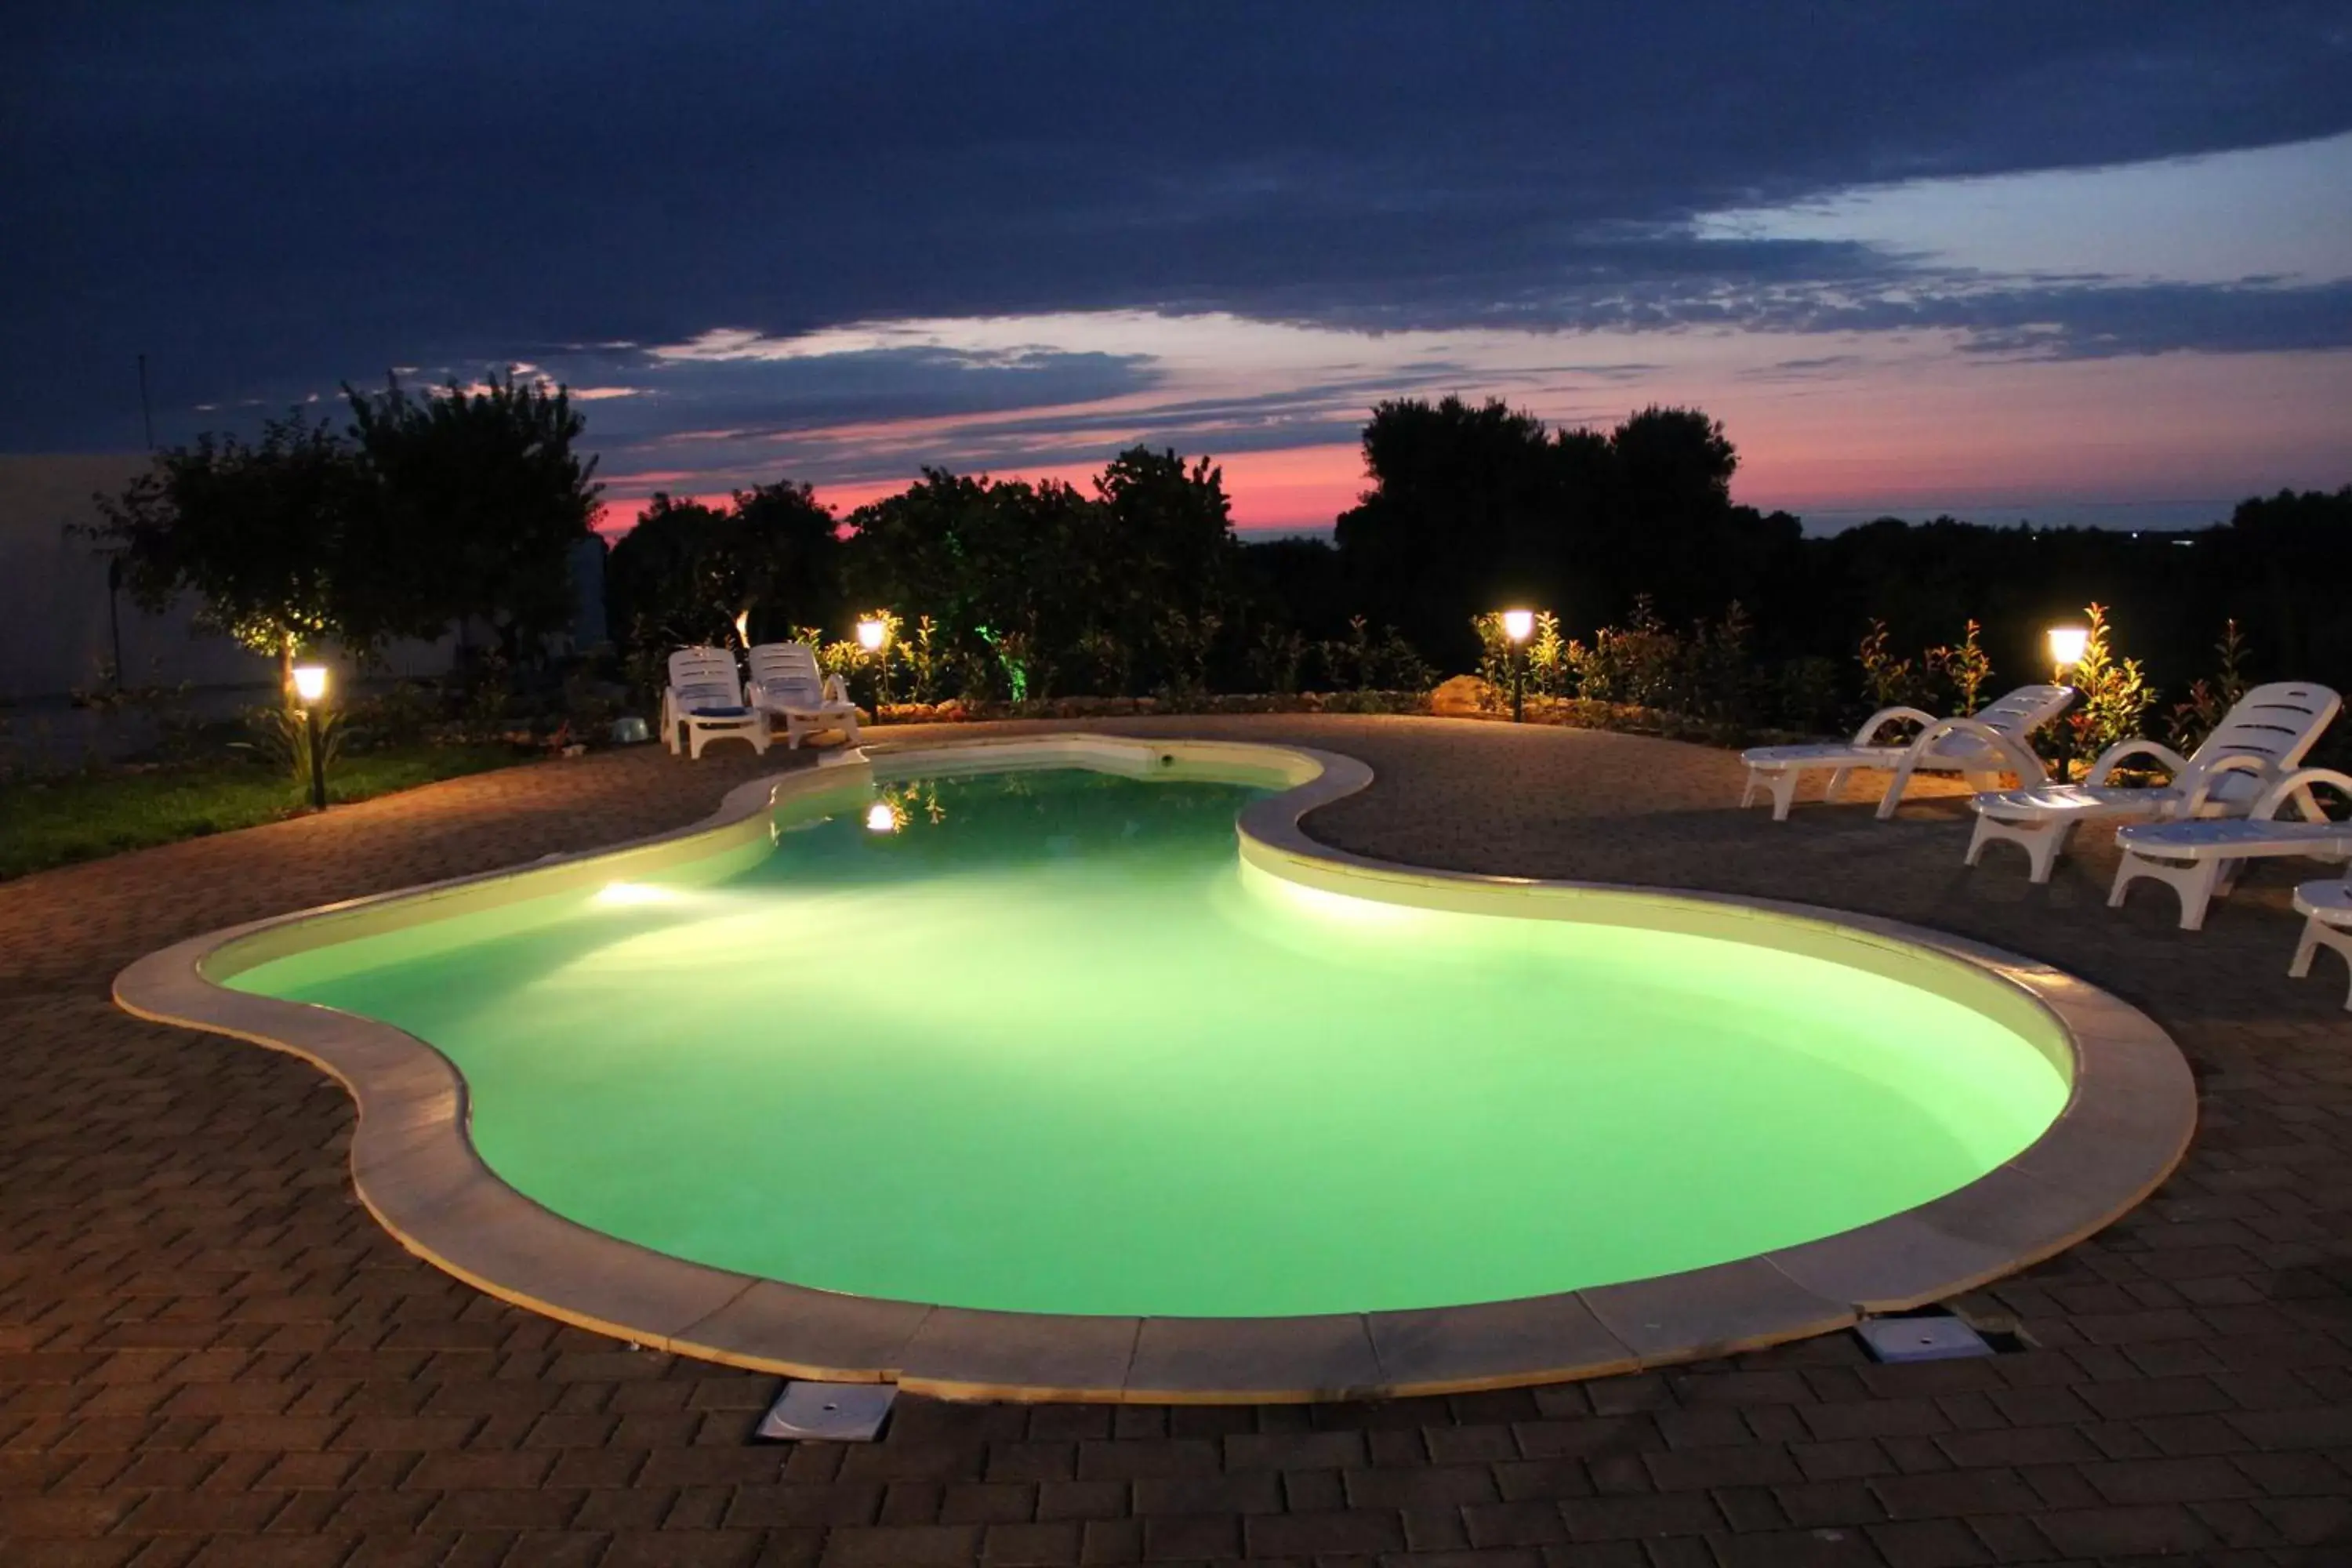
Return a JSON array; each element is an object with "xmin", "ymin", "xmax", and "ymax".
[{"xmin": 112, "ymin": 731, "xmax": 2195, "ymax": 1404}]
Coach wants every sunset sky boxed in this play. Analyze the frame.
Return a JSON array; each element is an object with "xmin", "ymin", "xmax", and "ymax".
[{"xmin": 6, "ymin": 5, "xmax": 2348, "ymax": 535}]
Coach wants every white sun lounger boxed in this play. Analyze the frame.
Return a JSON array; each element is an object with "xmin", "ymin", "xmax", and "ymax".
[
  {"xmin": 2288, "ymin": 876, "xmax": 2352, "ymax": 1009},
  {"xmin": 746, "ymin": 641, "xmax": 862, "ymax": 750},
  {"xmin": 660, "ymin": 647, "xmax": 770, "ymax": 760},
  {"xmin": 1740, "ymin": 684, "xmax": 2071, "ymax": 822},
  {"xmin": 1966, "ymin": 682, "xmax": 2342, "ymax": 883},
  {"xmin": 2107, "ymin": 768, "xmax": 2352, "ymax": 930}
]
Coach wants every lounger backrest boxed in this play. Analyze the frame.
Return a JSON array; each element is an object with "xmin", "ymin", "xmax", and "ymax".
[
  {"xmin": 2187, "ymin": 682, "xmax": 2342, "ymax": 800},
  {"xmin": 667, "ymin": 647, "xmax": 743, "ymax": 704},
  {"xmin": 746, "ymin": 642, "xmax": 826, "ymax": 706},
  {"xmin": 1973, "ymin": 684, "xmax": 2074, "ymax": 736}
]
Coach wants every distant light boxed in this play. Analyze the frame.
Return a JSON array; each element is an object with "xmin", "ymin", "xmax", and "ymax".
[
  {"xmin": 2172, "ymin": 539, "xmax": 2194, "ymax": 547},
  {"xmin": 865, "ymin": 802, "xmax": 899, "ymax": 833},
  {"xmin": 292, "ymin": 663, "xmax": 328, "ymax": 705},
  {"xmin": 594, "ymin": 881, "xmax": 676, "ymax": 906},
  {"xmin": 1501, "ymin": 608, "xmax": 1535, "ymax": 643},
  {"xmin": 2046, "ymin": 626, "xmax": 2089, "ymax": 671},
  {"xmin": 856, "ymin": 618, "xmax": 887, "ymax": 652}
]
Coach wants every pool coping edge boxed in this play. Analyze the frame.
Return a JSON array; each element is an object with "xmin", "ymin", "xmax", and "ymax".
[{"xmin": 111, "ymin": 731, "xmax": 2195, "ymax": 1404}]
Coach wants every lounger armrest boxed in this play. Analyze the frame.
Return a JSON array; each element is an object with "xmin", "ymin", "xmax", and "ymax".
[
  {"xmin": 1911, "ymin": 716, "xmax": 2049, "ymax": 784},
  {"xmin": 2179, "ymin": 752, "xmax": 2277, "ymax": 815},
  {"xmin": 2250, "ymin": 767, "xmax": 2352, "ymax": 823},
  {"xmin": 822, "ymin": 673, "xmax": 851, "ymax": 706},
  {"xmin": 2085, "ymin": 739, "xmax": 2190, "ymax": 787},
  {"xmin": 1853, "ymin": 705, "xmax": 1937, "ymax": 745}
]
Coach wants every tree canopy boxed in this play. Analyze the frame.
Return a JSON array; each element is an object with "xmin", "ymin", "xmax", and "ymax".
[
  {"xmin": 605, "ymin": 482, "xmax": 844, "ymax": 653},
  {"xmin": 343, "ymin": 371, "xmax": 602, "ymax": 659},
  {"xmin": 1333, "ymin": 397, "xmax": 1802, "ymax": 662},
  {"xmin": 90, "ymin": 372, "xmax": 605, "ymax": 688},
  {"xmin": 837, "ymin": 446, "xmax": 1240, "ymax": 699},
  {"xmin": 85, "ymin": 412, "xmax": 367, "ymax": 685}
]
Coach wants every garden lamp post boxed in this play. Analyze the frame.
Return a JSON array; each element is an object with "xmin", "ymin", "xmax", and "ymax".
[
  {"xmin": 292, "ymin": 662, "xmax": 330, "ymax": 811},
  {"xmin": 2046, "ymin": 625, "xmax": 2089, "ymax": 782},
  {"xmin": 1502, "ymin": 608, "xmax": 1535, "ymax": 723},
  {"xmin": 857, "ymin": 616, "xmax": 889, "ymax": 714}
]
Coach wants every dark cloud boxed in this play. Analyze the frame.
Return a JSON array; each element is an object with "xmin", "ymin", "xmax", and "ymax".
[{"xmin": 3, "ymin": 1, "xmax": 2347, "ymax": 451}]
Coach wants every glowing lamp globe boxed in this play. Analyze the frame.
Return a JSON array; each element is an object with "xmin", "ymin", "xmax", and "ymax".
[
  {"xmin": 292, "ymin": 664, "xmax": 329, "ymax": 706},
  {"xmin": 2046, "ymin": 626, "xmax": 2089, "ymax": 671},
  {"xmin": 856, "ymin": 619, "xmax": 887, "ymax": 653},
  {"xmin": 1501, "ymin": 609, "xmax": 1535, "ymax": 644},
  {"xmin": 864, "ymin": 802, "xmax": 898, "ymax": 834}
]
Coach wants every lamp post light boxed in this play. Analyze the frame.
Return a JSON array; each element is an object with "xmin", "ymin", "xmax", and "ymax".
[
  {"xmin": 2045, "ymin": 625, "xmax": 2089, "ymax": 782},
  {"xmin": 292, "ymin": 662, "xmax": 330, "ymax": 811},
  {"xmin": 1501, "ymin": 608, "xmax": 1535, "ymax": 723},
  {"xmin": 856, "ymin": 616, "xmax": 890, "ymax": 715}
]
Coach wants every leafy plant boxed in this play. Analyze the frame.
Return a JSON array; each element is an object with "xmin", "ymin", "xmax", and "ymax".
[
  {"xmin": 1076, "ymin": 626, "xmax": 1134, "ymax": 697},
  {"xmin": 2166, "ymin": 619, "xmax": 2250, "ymax": 753},
  {"xmin": 1247, "ymin": 626, "xmax": 1305, "ymax": 695},
  {"xmin": 1152, "ymin": 611, "xmax": 1220, "ymax": 704},
  {"xmin": 1370, "ymin": 626, "xmax": 1436, "ymax": 692},
  {"xmin": 1856, "ymin": 619, "xmax": 1929, "ymax": 713},
  {"xmin": 1775, "ymin": 656, "xmax": 1843, "ymax": 732},
  {"xmin": 346, "ymin": 680, "xmax": 442, "ymax": 747},
  {"xmin": 2058, "ymin": 603, "xmax": 2155, "ymax": 775},
  {"xmin": 1526, "ymin": 612, "xmax": 1568, "ymax": 699},
  {"xmin": 1689, "ymin": 601, "xmax": 1757, "ymax": 721},
  {"xmin": 1570, "ymin": 596, "xmax": 1685, "ymax": 708},
  {"xmin": 1469, "ymin": 612, "xmax": 1516, "ymax": 710},
  {"xmin": 1926, "ymin": 619, "xmax": 1993, "ymax": 715},
  {"xmin": 240, "ymin": 700, "xmax": 345, "ymax": 792},
  {"xmin": 898, "ymin": 615, "xmax": 946, "ymax": 705},
  {"xmin": 979, "ymin": 626, "xmax": 1038, "ymax": 703}
]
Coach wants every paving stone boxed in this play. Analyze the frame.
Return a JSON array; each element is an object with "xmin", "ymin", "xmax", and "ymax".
[{"xmin": 3, "ymin": 717, "xmax": 2350, "ymax": 1568}]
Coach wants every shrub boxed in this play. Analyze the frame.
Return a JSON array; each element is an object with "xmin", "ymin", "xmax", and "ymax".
[
  {"xmin": 1774, "ymin": 656, "xmax": 1843, "ymax": 732},
  {"xmin": 1247, "ymin": 626, "xmax": 1305, "ymax": 695},
  {"xmin": 1926, "ymin": 619, "xmax": 1993, "ymax": 714},
  {"xmin": 2166, "ymin": 619, "xmax": 2249, "ymax": 753},
  {"xmin": 1857, "ymin": 619, "xmax": 1929, "ymax": 713},
  {"xmin": 2058, "ymin": 603, "xmax": 2155, "ymax": 773},
  {"xmin": 239, "ymin": 700, "xmax": 344, "ymax": 790}
]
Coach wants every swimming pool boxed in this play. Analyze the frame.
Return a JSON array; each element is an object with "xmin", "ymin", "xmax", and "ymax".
[{"xmin": 116, "ymin": 735, "xmax": 2194, "ymax": 1399}]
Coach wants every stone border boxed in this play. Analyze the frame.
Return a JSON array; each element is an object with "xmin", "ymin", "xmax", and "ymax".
[{"xmin": 112, "ymin": 733, "xmax": 2194, "ymax": 1403}]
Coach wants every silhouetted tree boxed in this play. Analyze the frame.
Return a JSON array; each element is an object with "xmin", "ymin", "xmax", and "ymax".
[
  {"xmin": 1332, "ymin": 396, "xmax": 1795, "ymax": 662},
  {"xmin": 2228, "ymin": 487, "xmax": 2352, "ymax": 677},
  {"xmin": 343, "ymin": 371, "xmax": 601, "ymax": 662},
  {"xmin": 607, "ymin": 482, "xmax": 844, "ymax": 652},
  {"xmin": 83, "ymin": 412, "xmax": 369, "ymax": 692}
]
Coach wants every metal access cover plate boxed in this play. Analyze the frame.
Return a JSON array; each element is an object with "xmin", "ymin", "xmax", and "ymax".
[
  {"xmin": 1856, "ymin": 1315, "xmax": 1994, "ymax": 1363},
  {"xmin": 756, "ymin": 1380, "xmax": 897, "ymax": 1442}
]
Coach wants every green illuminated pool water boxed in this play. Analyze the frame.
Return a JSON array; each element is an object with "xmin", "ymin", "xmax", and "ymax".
[{"xmin": 230, "ymin": 766, "xmax": 2067, "ymax": 1317}]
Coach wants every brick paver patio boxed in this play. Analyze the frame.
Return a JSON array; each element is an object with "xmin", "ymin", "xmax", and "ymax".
[{"xmin": 4, "ymin": 714, "xmax": 2348, "ymax": 1567}]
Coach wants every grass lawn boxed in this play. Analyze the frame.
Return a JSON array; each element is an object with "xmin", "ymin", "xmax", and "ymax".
[{"xmin": 0, "ymin": 744, "xmax": 534, "ymax": 880}]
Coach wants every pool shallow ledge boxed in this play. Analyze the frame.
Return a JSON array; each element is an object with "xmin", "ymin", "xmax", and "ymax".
[{"xmin": 113, "ymin": 732, "xmax": 2196, "ymax": 1404}]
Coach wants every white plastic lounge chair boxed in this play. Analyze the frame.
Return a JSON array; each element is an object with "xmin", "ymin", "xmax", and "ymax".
[
  {"xmin": 746, "ymin": 641, "xmax": 861, "ymax": 750},
  {"xmin": 1740, "ymin": 684, "xmax": 2071, "ymax": 822},
  {"xmin": 2107, "ymin": 768, "xmax": 2352, "ymax": 930},
  {"xmin": 660, "ymin": 647, "xmax": 769, "ymax": 760},
  {"xmin": 2288, "ymin": 873, "xmax": 2352, "ymax": 1009},
  {"xmin": 1966, "ymin": 682, "xmax": 2342, "ymax": 883}
]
